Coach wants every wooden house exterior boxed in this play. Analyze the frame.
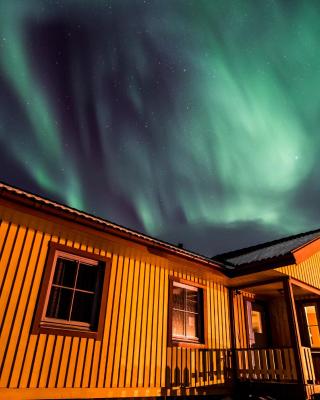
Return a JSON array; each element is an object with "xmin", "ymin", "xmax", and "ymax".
[{"xmin": 0, "ymin": 182, "xmax": 320, "ymax": 399}]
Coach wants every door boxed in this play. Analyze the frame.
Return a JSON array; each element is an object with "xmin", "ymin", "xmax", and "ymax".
[{"xmin": 246, "ymin": 301, "xmax": 269, "ymax": 348}]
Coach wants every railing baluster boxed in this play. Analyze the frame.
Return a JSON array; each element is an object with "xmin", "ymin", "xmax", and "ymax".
[
  {"xmin": 269, "ymin": 349, "xmax": 277, "ymax": 380},
  {"xmin": 253, "ymin": 350, "xmax": 260, "ymax": 379},
  {"xmin": 247, "ymin": 349, "xmax": 253, "ymax": 379},
  {"xmin": 217, "ymin": 349, "xmax": 222, "ymax": 383},
  {"xmin": 186, "ymin": 348, "xmax": 191, "ymax": 387},
  {"xmin": 181, "ymin": 347, "xmax": 187, "ymax": 387},
  {"xmin": 166, "ymin": 347, "xmax": 172, "ymax": 387},
  {"xmin": 190, "ymin": 349, "xmax": 195, "ymax": 387},
  {"xmin": 276, "ymin": 349, "xmax": 284, "ymax": 380},
  {"xmin": 235, "ymin": 350, "xmax": 241, "ymax": 379},
  {"xmin": 195, "ymin": 347, "xmax": 199, "ymax": 387},
  {"xmin": 260, "ymin": 349, "xmax": 268, "ymax": 380},
  {"xmin": 213, "ymin": 350, "xmax": 219, "ymax": 383},
  {"xmin": 172, "ymin": 347, "xmax": 177, "ymax": 387},
  {"xmin": 208, "ymin": 349, "xmax": 214, "ymax": 383}
]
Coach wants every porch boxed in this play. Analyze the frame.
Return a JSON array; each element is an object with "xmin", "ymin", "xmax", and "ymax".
[
  {"xmin": 164, "ymin": 277, "xmax": 320, "ymax": 398},
  {"xmin": 231, "ymin": 277, "xmax": 320, "ymax": 397}
]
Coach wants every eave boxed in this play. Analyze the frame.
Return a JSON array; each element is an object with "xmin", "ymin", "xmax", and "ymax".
[{"xmin": 0, "ymin": 182, "xmax": 226, "ymax": 274}]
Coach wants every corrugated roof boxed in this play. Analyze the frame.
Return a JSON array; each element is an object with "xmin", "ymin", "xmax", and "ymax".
[{"xmin": 214, "ymin": 229, "xmax": 320, "ymax": 267}]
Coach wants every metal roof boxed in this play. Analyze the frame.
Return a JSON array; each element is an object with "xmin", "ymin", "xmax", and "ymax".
[{"xmin": 214, "ymin": 230, "xmax": 320, "ymax": 267}]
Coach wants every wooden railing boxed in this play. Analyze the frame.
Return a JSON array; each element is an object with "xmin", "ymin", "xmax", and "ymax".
[
  {"xmin": 236, "ymin": 348, "xmax": 298, "ymax": 382},
  {"xmin": 302, "ymin": 346, "xmax": 316, "ymax": 384},
  {"xmin": 166, "ymin": 346, "xmax": 317, "ymax": 388},
  {"xmin": 166, "ymin": 347, "xmax": 233, "ymax": 388}
]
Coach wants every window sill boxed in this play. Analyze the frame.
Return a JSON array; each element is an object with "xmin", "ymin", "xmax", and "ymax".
[
  {"xmin": 35, "ymin": 321, "xmax": 100, "ymax": 339},
  {"xmin": 171, "ymin": 339, "xmax": 206, "ymax": 348}
]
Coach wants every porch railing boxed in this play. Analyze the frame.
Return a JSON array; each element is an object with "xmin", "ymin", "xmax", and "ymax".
[
  {"xmin": 166, "ymin": 346, "xmax": 316, "ymax": 388},
  {"xmin": 166, "ymin": 347, "xmax": 232, "ymax": 388},
  {"xmin": 235, "ymin": 348, "xmax": 298, "ymax": 382},
  {"xmin": 301, "ymin": 346, "xmax": 316, "ymax": 384}
]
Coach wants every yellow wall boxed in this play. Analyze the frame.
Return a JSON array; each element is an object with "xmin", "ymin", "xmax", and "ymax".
[
  {"xmin": 268, "ymin": 296, "xmax": 291, "ymax": 347},
  {"xmin": 232, "ymin": 293, "xmax": 292, "ymax": 349},
  {"xmin": 232, "ymin": 290, "xmax": 254, "ymax": 348},
  {"xmin": 0, "ymin": 204, "xmax": 231, "ymax": 398},
  {"xmin": 277, "ymin": 251, "xmax": 320, "ymax": 289}
]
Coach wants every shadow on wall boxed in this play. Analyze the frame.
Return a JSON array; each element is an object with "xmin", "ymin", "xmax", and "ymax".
[{"xmin": 164, "ymin": 348, "xmax": 233, "ymax": 389}]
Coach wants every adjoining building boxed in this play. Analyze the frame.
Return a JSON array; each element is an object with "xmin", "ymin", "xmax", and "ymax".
[{"xmin": 0, "ymin": 182, "xmax": 320, "ymax": 399}]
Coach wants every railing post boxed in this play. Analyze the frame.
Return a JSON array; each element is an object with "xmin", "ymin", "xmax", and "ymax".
[
  {"xmin": 283, "ymin": 278, "xmax": 307, "ymax": 396},
  {"xmin": 228, "ymin": 288, "xmax": 238, "ymax": 384}
]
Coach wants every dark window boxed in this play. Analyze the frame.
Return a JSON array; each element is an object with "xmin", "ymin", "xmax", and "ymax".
[
  {"xmin": 33, "ymin": 243, "xmax": 109, "ymax": 339},
  {"xmin": 171, "ymin": 281, "xmax": 203, "ymax": 343},
  {"xmin": 45, "ymin": 256, "xmax": 101, "ymax": 328}
]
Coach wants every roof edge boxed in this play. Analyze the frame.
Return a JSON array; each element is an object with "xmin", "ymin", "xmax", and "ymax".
[
  {"xmin": 213, "ymin": 228, "xmax": 320, "ymax": 263},
  {"xmin": 227, "ymin": 253, "xmax": 296, "ymax": 277},
  {"xmin": 0, "ymin": 181, "xmax": 226, "ymax": 273}
]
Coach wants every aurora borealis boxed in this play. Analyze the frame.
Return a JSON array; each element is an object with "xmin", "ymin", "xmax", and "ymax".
[{"xmin": 0, "ymin": 0, "xmax": 320, "ymax": 256}]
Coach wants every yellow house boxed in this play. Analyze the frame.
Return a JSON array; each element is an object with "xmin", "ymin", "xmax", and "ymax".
[{"xmin": 0, "ymin": 182, "xmax": 320, "ymax": 399}]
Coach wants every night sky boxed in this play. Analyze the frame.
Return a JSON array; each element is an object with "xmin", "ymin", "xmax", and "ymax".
[{"xmin": 0, "ymin": 0, "xmax": 319, "ymax": 256}]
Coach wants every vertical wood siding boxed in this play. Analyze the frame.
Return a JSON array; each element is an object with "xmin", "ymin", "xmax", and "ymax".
[
  {"xmin": 268, "ymin": 297, "xmax": 291, "ymax": 347},
  {"xmin": 277, "ymin": 251, "xmax": 320, "ymax": 289},
  {"xmin": 0, "ymin": 208, "xmax": 231, "ymax": 396},
  {"xmin": 232, "ymin": 292, "xmax": 291, "ymax": 349},
  {"xmin": 232, "ymin": 291, "xmax": 255, "ymax": 349}
]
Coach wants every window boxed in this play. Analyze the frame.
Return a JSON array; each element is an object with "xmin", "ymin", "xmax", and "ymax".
[
  {"xmin": 245, "ymin": 300, "xmax": 268, "ymax": 348},
  {"xmin": 169, "ymin": 280, "xmax": 204, "ymax": 345},
  {"xmin": 304, "ymin": 304, "xmax": 320, "ymax": 347},
  {"xmin": 33, "ymin": 243, "xmax": 110, "ymax": 339},
  {"xmin": 251, "ymin": 310, "xmax": 263, "ymax": 334}
]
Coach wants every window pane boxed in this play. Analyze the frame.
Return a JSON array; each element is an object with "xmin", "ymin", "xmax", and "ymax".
[
  {"xmin": 305, "ymin": 305, "xmax": 320, "ymax": 347},
  {"xmin": 71, "ymin": 291, "xmax": 95, "ymax": 324},
  {"xmin": 46, "ymin": 287, "xmax": 73, "ymax": 320},
  {"xmin": 53, "ymin": 258, "xmax": 77, "ymax": 288},
  {"xmin": 186, "ymin": 289, "xmax": 198, "ymax": 312},
  {"xmin": 76, "ymin": 263, "xmax": 98, "ymax": 292},
  {"xmin": 186, "ymin": 312, "xmax": 198, "ymax": 338},
  {"xmin": 252, "ymin": 310, "xmax": 263, "ymax": 334},
  {"xmin": 172, "ymin": 309, "xmax": 184, "ymax": 337},
  {"xmin": 173, "ymin": 286, "xmax": 184, "ymax": 310}
]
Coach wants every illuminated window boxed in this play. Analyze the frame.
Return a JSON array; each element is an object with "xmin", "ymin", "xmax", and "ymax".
[
  {"xmin": 304, "ymin": 305, "xmax": 320, "ymax": 347},
  {"xmin": 252, "ymin": 310, "xmax": 263, "ymax": 334},
  {"xmin": 171, "ymin": 281, "xmax": 203, "ymax": 343},
  {"xmin": 33, "ymin": 243, "xmax": 110, "ymax": 339}
]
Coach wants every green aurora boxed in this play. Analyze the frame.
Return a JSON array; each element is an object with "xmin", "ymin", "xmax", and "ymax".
[{"xmin": 0, "ymin": 0, "xmax": 319, "ymax": 255}]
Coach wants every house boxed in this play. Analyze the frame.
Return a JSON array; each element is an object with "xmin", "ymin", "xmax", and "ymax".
[{"xmin": 0, "ymin": 181, "xmax": 320, "ymax": 399}]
